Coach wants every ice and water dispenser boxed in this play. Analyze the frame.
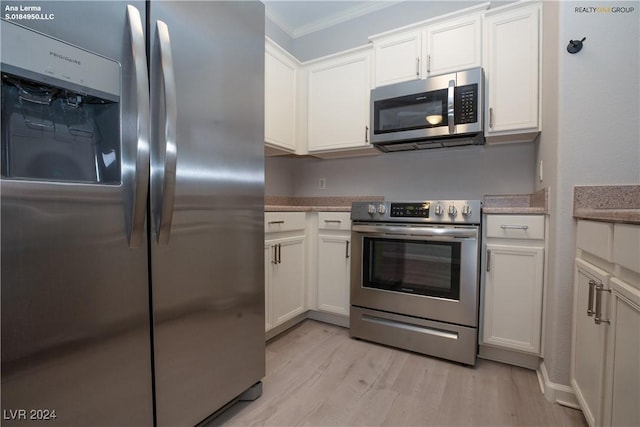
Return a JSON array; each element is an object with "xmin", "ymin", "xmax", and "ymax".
[{"xmin": 1, "ymin": 20, "xmax": 121, "ymax": 184}]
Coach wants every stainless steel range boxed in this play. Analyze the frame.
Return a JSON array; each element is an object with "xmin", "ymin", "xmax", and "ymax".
[{"xmin": 350, "ymin": 200, "xmax": 482, "ymax": 365}]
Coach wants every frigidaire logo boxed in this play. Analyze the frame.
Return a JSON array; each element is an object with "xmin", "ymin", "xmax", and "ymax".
[{"xmin": 50, "ymin": 51, "xmax": 81, "ymax": 65}]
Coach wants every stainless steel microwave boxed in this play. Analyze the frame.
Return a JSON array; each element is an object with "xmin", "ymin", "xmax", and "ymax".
[{"xmin": 370, "ymin": 67, "xmax": 484, "ymax": 152}]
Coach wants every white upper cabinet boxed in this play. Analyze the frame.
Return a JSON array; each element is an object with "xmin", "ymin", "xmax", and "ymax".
[
  {"xmin": 306, "ymin": 47, "xmax": 372, "ymax": 152},
  {"xmin": 265, "ymin": 38, "xmax": 300, "ymax": 154},
  {"xmin": 372, "ymin": 30, "xmax": 422, "ymax": 87},
  {"xmin": 483, "ymin": 2, "xmax": 541, "ymax": 140},
  {"xmin": 424, "ymin": 13, "xmax": 483, "ymax": 76},
  {"xmin": 370, "ymin": 4, "xmax": 487, "ymax": 87}
]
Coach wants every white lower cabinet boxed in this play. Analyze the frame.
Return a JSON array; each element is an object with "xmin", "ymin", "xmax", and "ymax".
[
  {"xmin": 572, "ymin": 220, "xmax": 640, "ymax": 427},
  {"xmin": 604, "ymin": 278, "xmax": 640, "ymax": 427},
  {"xmin": 571, "ymin": 259, "xmax": 610, "ymax": 427},
  {"xmin": 264, "ymin": 213, "xmax": 306, "ymax": 333},
  {"xmin": 483, "ymin": 243, "xmax": 544, "ymax": 353},
  {"xmin": 264, "ymin": 210, "xmax": 353, "ymax": 335},
  {"xmin": 480, "ymin": 214, "xmax": 545, "ymax": 361},
  {"xmin": 315, "ymin": 212, "xmax": 352, "ymax": 317}
]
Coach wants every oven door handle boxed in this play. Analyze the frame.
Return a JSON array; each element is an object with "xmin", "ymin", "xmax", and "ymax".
[{"xmin": 351, "ymin": 224, "xmax": 478, "ymax": 239}]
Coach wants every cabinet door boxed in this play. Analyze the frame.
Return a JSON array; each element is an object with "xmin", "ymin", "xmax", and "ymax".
[
  {"xmin": 373, "ymin": 30, "xmax": 422, "ymax": 87},
  {"xmin": 317, "ymin": 234, "xmax": 351, "ymax": 316},
  {"xmin": 571, "ymin": 259, "xmax": 611, "ymax": 427},
  {"xmin": 272, "ymin": 237, "xmax": 306, "ymax": 326},
  {"xmin": 425, "ymin": 14, "xmax": 482, "ymax": 76},
  {"xmin": 484, "ymin": 3, "xmax": 540, "ymax": 135},
  {"xmin": 307, "ymin": 49, "xmax": 372, "ymax": 152},
  {"xmin": 483, "ymin": 243, "xmax": 543, "ymax": 354},
  {"xmin": 604, "ymin": 278, "xmax": 640, "ymax": 427},
  {"xmin": 265, "ymin": 40, "xmax": 298, "ymax": 152}
]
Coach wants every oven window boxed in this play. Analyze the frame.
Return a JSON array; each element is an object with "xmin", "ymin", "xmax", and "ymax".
[{"xmin": 363, "ymin": 237, "xmax": 461, "ymax": 300}]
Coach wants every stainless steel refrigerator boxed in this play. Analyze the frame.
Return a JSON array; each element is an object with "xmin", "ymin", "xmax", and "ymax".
[{"xmin": 0, "ymin": 1, "xmax": 265, "ymax": 426}]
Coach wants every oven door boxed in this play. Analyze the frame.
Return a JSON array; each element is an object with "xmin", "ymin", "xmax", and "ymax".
[{"xmin": 351, "ymin": 223, "xmax": 479, "ymax": 327}]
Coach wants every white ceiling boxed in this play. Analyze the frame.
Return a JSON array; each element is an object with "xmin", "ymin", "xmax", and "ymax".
[{"xmin": 263, "ymin": 1, "xmax": 403, "ymax": 39}]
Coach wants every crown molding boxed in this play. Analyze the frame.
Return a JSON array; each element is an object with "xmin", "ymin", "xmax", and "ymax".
[{"xmin": 266, "ymin": 1, "xmax": 403, "ymax": 39}]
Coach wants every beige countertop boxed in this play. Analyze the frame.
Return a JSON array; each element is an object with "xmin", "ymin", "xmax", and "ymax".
[
  {"xmin": 573, "ymin": 185, "xmax": 640, "ymax": 224},
  {"xmin": 482, "ymin": 188, "xmax": 549, "ymax": 215},
  {"xmin": 265, "ymin": 195, "xmax": 384, "ymax": 212},
  {"xmin": 266, "ymin": 193, "xmax": 552, "ymax": 214},
  {"xmin": 265, "ymin": 205, "xmax": 352, "ymax": 212}
]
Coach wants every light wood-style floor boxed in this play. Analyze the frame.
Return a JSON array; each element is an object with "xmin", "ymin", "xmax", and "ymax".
[{"xmin": 211, "ymin": 320, "xmax": 587, "ymax": 427}]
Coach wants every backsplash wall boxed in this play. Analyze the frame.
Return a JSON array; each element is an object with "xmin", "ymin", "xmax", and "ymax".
[{"xmin": 266, "ymin": 142, "xmax": 536, "ymax": 200}]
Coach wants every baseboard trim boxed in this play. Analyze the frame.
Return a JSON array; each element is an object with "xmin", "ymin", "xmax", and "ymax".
[
  {"xmin": 537, "ymin": 361, "xmax": 581, "ymax": 409},
  {"xmin": 266, "ymin": 313, "xmax": 307, "ymax": 341},
  {"xmin": 266, "ymin": 311, "xmax": 349, "ymax": 341},
  {"xmin": 306, "ymin": 310, "xmax": 350, "ymax": 328},
  {"xmin": 478, "ymin": 345, "xmax": 540, "ymax": 370}
]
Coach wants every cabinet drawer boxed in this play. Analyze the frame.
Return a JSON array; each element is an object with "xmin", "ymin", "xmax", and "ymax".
[
  {"xmin": 486, "ymin": 215, "xmax": 544, "ymax": 240},
  {"xmin": 576, "ymin": 220, "xmax": 614, "ymax": 262},
  {"xmin": 265, "ymin": 212, "xmax": 306, "ymax": 233},
  {"xmin": 318, "ymin": 212, "xmax": 351, "ymax": 231},
  {"xmin": 613, "ymin": 224, "xmax": 640, "ymax": 274}
]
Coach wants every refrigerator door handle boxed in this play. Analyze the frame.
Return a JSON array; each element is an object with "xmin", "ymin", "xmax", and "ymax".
[
  {"xmin": 153, "ymin": 20, "xmax": 178, "ymax": 245},
  {"xmin": 126, "ymin": 5, "xmax": 150, "ymax": 248}
]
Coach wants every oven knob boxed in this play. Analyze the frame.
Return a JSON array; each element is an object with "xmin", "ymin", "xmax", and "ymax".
[
  {"xmin": 448, "ymin": 204, "xmax": 457, "ymax": 216},
  {"xmin": 462, "ymin": 204, "xmax": 472, "ymax": 217},
  {"xmin": 434, "ymin": 205, "xmax": 444, "ymax": 216},
  {"xmin": 377, "ymin": 204, "xmax": 387, "ymax": 214},
  {"xmin": 367, "ymin": 204, "xmax": 376, "ymax": 215}
]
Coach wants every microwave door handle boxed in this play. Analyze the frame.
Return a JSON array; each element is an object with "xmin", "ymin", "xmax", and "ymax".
[
  {"xmin": 154, "ymin": 20, "xmax": 178, "ymax": 245},
  {"xmin": 126, "ymin": 5, "xmax": 151, "ymax": 248},
  {"xmin": 447, "ymin": 79, "xmax": 455, "ymax": 134}
]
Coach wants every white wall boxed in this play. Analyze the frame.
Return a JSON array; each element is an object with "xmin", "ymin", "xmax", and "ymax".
[
  {"xmin": 282, "ymin": 143, "xmax": 535, "ymax": 200},
  {"xmin": 265, "ymin": 156, "xmax": 296, "ymax": 195},
  {"xmin": 538, "ymin": 1, "xmax": 640, "ymax": 390}
]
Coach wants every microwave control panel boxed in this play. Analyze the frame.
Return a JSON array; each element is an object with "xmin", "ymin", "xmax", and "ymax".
[{"xmin": 454, "ymin": 84, "xmax": 478, "ymax": 125}]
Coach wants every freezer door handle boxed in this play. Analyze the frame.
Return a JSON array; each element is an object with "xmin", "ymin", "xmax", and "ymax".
[
  {"xmin": 126, "ymin": 5, "xmax": 150, "ymax": 248},
  {"xmin": 152, "ymin": 20, "xmax": 178, "ymax": 245}
]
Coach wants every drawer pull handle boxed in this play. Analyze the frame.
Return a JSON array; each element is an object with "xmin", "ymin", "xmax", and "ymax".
[
  {"xmin": 324, "ymin": 219, "xmax": 342, "ymax": 224},
  {"xmin": 268, "ymin": 220, "xmax": 285, "ymax": 225},
  {"xmin": 587, "ymin": 279, "xmax": 596, "ymax": 316},
  {"xmin": 594, "ymin": 283, "xmax": 611, "ymax": 325},
  {"xmin": 500, "ymin": 224, "xmax": 529, "ymax": 230}
]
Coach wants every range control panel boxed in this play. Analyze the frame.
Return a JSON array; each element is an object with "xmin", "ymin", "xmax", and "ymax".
[
  {"xmin": 390, "ymin": 202, "xmax": 430, "ymax": 218},
  {"xmin": 351, "ymin": 200, "xmax": 482, "ymax": 224}
]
